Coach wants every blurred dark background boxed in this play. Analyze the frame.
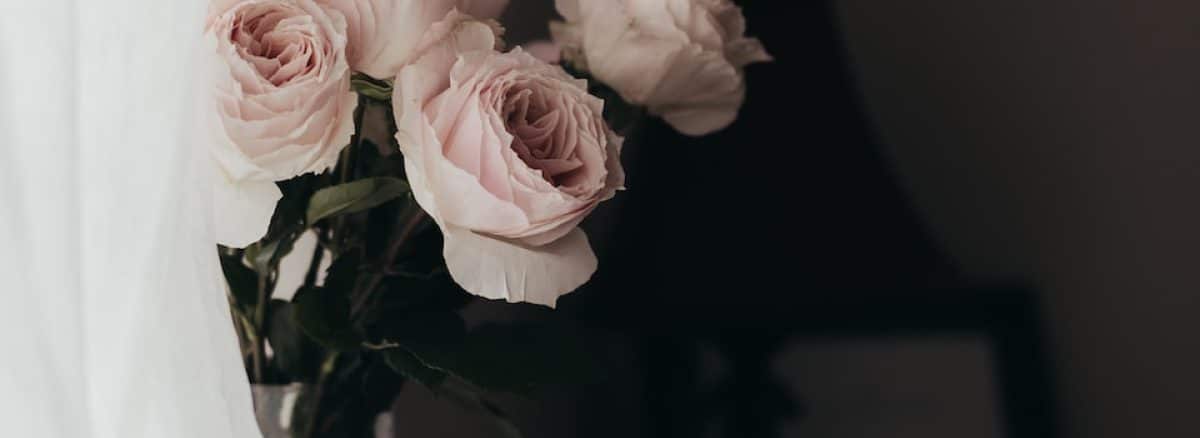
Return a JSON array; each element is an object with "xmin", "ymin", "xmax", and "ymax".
[{"xmin": 393, "ymin": 1, "xmax": 1200, "ymax": 437}]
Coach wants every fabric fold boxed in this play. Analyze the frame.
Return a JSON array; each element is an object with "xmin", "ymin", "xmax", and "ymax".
[{"xmin": 1, "ymin": 1, "xmax": 262, "ymax": 437}]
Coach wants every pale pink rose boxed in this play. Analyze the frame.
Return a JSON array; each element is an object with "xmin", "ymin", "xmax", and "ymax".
[
  {"xmin": 206, "ymin": 0, "xmax": 357, "ymax": 247},
  {"xmin": 315, "ymin": 0, "xmax": 510, "ymax": 79},
  {"xmin": 393, "ymin": 18, "xmax": 624, "ymax": 307},
  {"xmin": 551, "ymin": 0, "xmax": 771, "ymax": 136}
]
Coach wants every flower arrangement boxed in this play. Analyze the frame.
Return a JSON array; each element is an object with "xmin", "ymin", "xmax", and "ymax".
[{"xmin": 208, "ymin": 0, "xmax": 769, "ymax": 435}]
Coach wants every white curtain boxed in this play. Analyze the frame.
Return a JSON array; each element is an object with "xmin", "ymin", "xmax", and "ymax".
[{"xmin": 0, "ymin": 1, "xmax": 261, "ymax": 437}]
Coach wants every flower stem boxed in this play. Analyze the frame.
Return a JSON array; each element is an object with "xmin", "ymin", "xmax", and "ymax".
[
  {"xmin": 251, "ymin": 273, "xmax": 269, "ymax": 383},
  {"xmin": 227, "ymin": 294, "xmax": 253, "ymax": 365},
  {"xmin": 349, "ymin": 207, "xmax": 427, "ymax": 318},
  {"xmin": 332, "ymin": 96, "xmax": 369, "ymax": 252},
  {"xmin": 303, "ymin": 238, "xmax": 324, "ymax": 288},
  {"xmin": 301, "ymin": 352, "xmax": 340, "ymax": 438},
  {"xmin": 338, "ymin": 96, "xmax": 367, "ymax": 183}
]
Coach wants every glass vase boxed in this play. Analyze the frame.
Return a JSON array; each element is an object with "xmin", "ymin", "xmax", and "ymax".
[{"xmin": 252, "ymin": 384, "xmax": 394, "ymax": 438}]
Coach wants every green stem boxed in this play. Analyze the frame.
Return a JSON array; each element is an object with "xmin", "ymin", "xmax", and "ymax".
[
  {"xmin": 338, "ymin": 96, "xmax": 367, "ymax": 183},
  {"xmin": 349, "ymin": 208, "xmax": 427, "ymax": 318},
  {"xmin": 332, "ymin": 96, "xmax": 369, "ymax": 252},
  {"xmin": 302, "ymin": 353, "xmax": 339, "ymax": 438},
  {"xmin": 303, "ymin": 239, "xmax": 324, "ymax": 288},
  {"xmin": 251, "ymin": 273, "xmax": 269, "ymax": 383},
  {"xmin": 227, "ymin": 293, "xmax": 253, "ymax": 366}
]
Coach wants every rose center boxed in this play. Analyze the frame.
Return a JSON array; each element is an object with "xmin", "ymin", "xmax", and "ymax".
[
  {"xmin": 503, "ymin": 86, "xmax": 583, "ymax": 186},
  {"xmin": 232, "ymin": 8, "xmax": 318, "ymax": 87}
]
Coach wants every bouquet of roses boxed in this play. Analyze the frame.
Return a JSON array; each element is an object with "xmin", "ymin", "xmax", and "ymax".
[{"xmin": 207, "ymin": 0, "xmax": 768, "ymax": 436}]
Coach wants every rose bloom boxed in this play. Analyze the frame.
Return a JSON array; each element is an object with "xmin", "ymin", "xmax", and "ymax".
[
  {"xmin": 551, "ymin": 0, "xmax": 771, "ymax": 136},
  {"xmin": 206, "ymin": 0, "xmax": 357, "ymax": 247},
  {"xmin": 393, "ymin": 16, "xmax": 624, "ymax": 307},
  {"xmin": 316, "ymin": 0, "xmax": 510, "ymax": 79}
]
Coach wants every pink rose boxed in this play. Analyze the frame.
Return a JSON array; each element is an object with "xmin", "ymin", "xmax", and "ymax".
[
  {"xmin": 316, "ymin": 0, "xmax": 510, "ymax": 79},
  {"xmin": 393, "ymin": 18, "xmax": 624, "ymax": 306},
  {"xmin": 552, "ymin": 0, "xmax": 772, "ymax": 136},
  {"xmin": 206, "ymin": 0, "xmax": 357, "ymax": 247}
]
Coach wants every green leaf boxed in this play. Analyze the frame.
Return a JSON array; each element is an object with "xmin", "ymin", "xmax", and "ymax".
[
  {"xmin": 266, "ymin": 299, "xmax": 323, "ymax": 381},
  {"xmin": 372, "ymin": 311, "xmax": 465, "ymax": 388},
  {"xmin": 457, "ymin": 322, "xmax": 601, "ymax": 395},
  {"xmin": 351, "ymin": 73, "xmax": 394, "ymax": 101},
  {"xmin": 372, "ymin": 319, "xmax": 566, "ymax": 438},
  {"xmin": 371, "ymin": 311, "xmax": 462, "ymax": 347},
  {"xmin": 245, "ymin": 239, "xmax": 283, "ymax": 273},
  {"xmin": 436, "ymin": 378, "xmax": 525, "ymax": 438},
  {"xmin": 376, "ymin": 318, "xmax": 597, "ymax": 396},
  {"xmin": 359, "ymin": 138, "xmax": 405, "ymax": 177},
  {"xmin": 382, "ymin": 347, "xmax": 448, "ymax": 388},
  {"xmin": 370, "ymin": 311, "xmax": 466, "ymax": 351},
  {"xmin": 291, "ymin": 286, "xmax": 361, "ymax": 351},
  {"xmin": 323, "ymin": 252, "xmax": 363, "ymax": 296},
  {"xmin": 268, "ymin": 175, "xmax": 317, "ymax": 239},
  {"xmin": 290, "ymin": 354, "xmax": 404, "ymax": 437},
  {"xmin": 381, "ymin": 346, "xmax": 526, "ymax": 438},
  {"xmin": 306, "ymin": 177, "xmax": 410, "ymax": 225},
  {"xmin": 370, "ymin": 276, "xmax": 473, "ymax": 319},
  {"xmin": 356, "ymin": 355, "xmax": 407, "ymax": 417}
]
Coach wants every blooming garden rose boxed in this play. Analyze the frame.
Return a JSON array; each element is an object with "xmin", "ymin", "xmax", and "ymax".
[
  {"xmin": 206, "ymin": 0, "xmax": 357, "ymax": 247},
  {"xmin": 316, "ymin": 0, "xmax": 510, "ymax": 79},
  {"xmin": 392, "ymin": 16, "xmax": 624, "ymax": 306},
  {"xmin": 551, "ymin": 0, "xmax": 772, "ymax": 136}
]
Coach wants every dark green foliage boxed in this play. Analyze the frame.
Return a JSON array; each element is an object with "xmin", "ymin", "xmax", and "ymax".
[
  {"xmin": 292, "ymin": 286, "xmax": 361, "ymax": 351},
  {"xmin": 382, "ymin": 347, "xmax": 448, "ymax": 389},
  {"xmin": 305, "ymin": 177, "xmax": 410, "ymax": 225},
  {"xmin": 266, "ymin": 299, "xmax": 324, "ymax": 382}
]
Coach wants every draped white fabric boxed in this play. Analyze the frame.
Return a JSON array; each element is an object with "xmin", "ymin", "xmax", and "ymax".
[{"xmin": 0, "ymin": 1, "xmax": 261, "ymax": 437}]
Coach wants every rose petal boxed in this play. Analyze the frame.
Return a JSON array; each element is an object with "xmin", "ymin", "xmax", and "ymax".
[
  {"xmin": 212, "ymin": 171, "xmax": 281, "ymax": 248},
  {"xmin": 554, "ymin": 0, "xmax": 581, "ymax": 22},
  {"xmin": 648, "ymin": 46, "xmax": 744, "ymax": 136},
  {"xmin": 317, "ymin": 0, "xmax": 506, "ymax": 79},
  {"xmin": 442, "ymin": 225, "xmax": 597, "ymax": 308}
]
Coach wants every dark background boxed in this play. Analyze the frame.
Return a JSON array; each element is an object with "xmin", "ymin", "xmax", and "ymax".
[{"xmin": 394, "ymin": 1, "xmax": 1200, "ymax": 437}]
